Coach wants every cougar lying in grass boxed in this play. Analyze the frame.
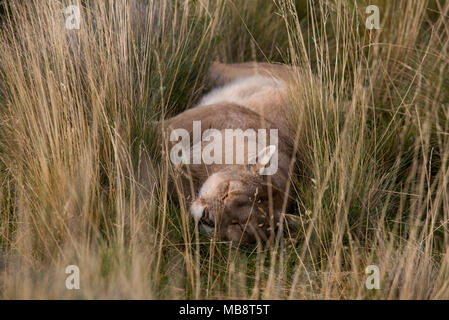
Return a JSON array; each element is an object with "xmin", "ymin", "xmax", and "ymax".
[{"xmin": 164, "ymin": 62, "xmax": 299, "ymax": 245}]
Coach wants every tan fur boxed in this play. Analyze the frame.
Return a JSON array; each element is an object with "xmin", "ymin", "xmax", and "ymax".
[{"xmin": 164, "ymin": 62, "xmax": 297, "ymax": 244}]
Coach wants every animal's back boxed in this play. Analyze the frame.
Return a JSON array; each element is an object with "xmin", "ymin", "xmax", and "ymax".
[
  {"xmin": 197, "ymin": 75, "xmax": 288, "ymax": 127},
  {"xmin": 201, "ymin": 62, "xmax": 296, "ymax": 128}
]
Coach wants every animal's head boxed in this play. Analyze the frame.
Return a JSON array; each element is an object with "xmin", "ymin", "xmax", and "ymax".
[{"xmin": 190, "ymin": 146, "xmax": 296, "ymax": 245}]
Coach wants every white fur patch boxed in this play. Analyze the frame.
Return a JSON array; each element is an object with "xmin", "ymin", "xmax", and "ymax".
[
  {"xmin": 197, "ymin": 75, "xmax": 285, "ymax": 107},
  {"xmin": 198, "ymin": 173, "xmax": 224, "ymax": 198},
  {"xmin": 190, "ymin": 173, "xmax": 224, "ymax": 224},
  {"xmin": 190, "ymin": 203, "xmax": 205, "ymax": 222}
]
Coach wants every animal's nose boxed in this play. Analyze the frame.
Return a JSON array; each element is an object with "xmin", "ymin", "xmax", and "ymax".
[{"xmin": 200, "ymin": 207, "xmax": 214, "ymax": 227}]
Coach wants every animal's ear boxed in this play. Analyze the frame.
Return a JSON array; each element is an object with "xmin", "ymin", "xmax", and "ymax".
[
  {"xmin": 248, "ymin": 145, "xmax": 277, "ymax": 173},
  {"xmin": 258, "ymin": 145, "xmax": 277, "ymax": 166}
]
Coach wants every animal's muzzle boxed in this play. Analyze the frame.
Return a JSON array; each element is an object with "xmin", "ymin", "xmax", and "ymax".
[{"xmin": 200, "ymin": 207, "xmax": 214, "ymax": 227}]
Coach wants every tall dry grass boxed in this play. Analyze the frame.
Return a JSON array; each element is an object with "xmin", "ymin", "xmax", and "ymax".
[{"xmin": 0, "ymin": 0, "xmax": 448, "ymax": 299}]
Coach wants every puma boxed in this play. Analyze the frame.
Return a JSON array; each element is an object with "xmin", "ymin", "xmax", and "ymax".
[{"xmin": 163, "ymin": 62, "xmax": 299, "ymax": 245}]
